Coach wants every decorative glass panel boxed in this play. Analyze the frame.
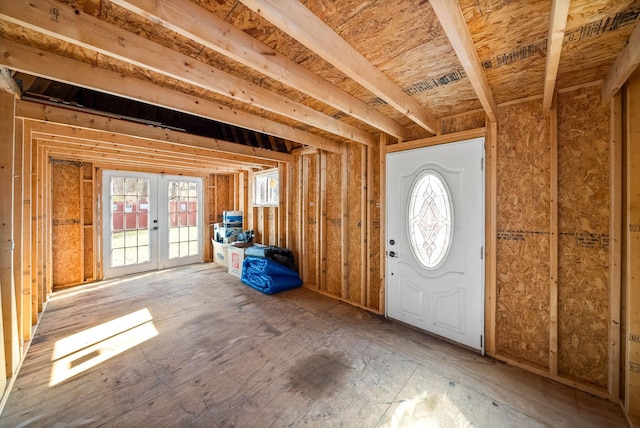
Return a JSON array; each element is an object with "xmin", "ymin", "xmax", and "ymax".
[{"xmin": 408, "ymin": 171, "xmax": 453, "ymax": 269}]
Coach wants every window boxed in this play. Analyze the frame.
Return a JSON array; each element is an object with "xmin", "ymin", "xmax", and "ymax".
[
  {"xmin": 408, "ymin": 170, "xmax": 453, "ymax": 269},
  {"xmin": 254, "ymin": 169, "xmax": 279, "ymax": 206}
]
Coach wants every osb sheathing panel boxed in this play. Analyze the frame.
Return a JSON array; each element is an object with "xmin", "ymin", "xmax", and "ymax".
[
  {"xmin": 215, "ymin": 175, "xmax": 231, "ymax": 224},
  {"xmin": 83, "ymin": 181, "xmax": 93, "ymax": 226},
  {"xmin": 556, "ymin": 0, "xmax": 640, "ymax": 90},
  {"xmin": 83, "ymin": 230, "xmax": 93, "ymax": 281},
  {"xmin": 495, "ymin": 98, "xmax": 550, "ymax": 367},
  {"xmin": 347, "ymin": 146, "xmax": 363, "ymax": 304},
  {"xmin": 51, "ymin": 163, "xmax": 83, "ymax": 286},
  {"xmin": 557, "ymin": 86, "xmax": 610, "ymax": 387},
  {"xmin": 459, "ymin": 0, "xmax": 640, "ymax": 103},
  {"xmin": 441, "ymin": 111, "xmax": 486, "ymax": 135},
  {"xmin": 324, "ymin": 151, "xmax": 343, "ymax": 296},
  {"xmin": 267, "ymin": 207, "xmax": 277, "ymax": 246}
]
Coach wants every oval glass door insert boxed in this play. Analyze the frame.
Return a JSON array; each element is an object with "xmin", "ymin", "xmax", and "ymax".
[{"xmin": 408, "ymin": 170, "xmax": 453, "ymax": 269}]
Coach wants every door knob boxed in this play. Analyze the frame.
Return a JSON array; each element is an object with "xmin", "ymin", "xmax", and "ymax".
[
  {"xmin": 388, "ymin": 251, "xmax": 398, "ymax": 258},
  {"xmin": 152, "ymin": 226, "xmax": 158, "ymax": 231}
]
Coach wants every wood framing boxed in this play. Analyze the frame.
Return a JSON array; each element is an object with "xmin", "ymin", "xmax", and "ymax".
[
  {"xmin": 542, "ymin": 0, "xmax": 570, "ymax": 112},
  {"xmin": 609, "ymin": 91, "xmax": 622, "ymax": 401},
  {"xmin": 429, "ymin": 0, "xmax": 497, "ymax": 122},
  {"xmin": 0, "ymin": 0, "xmax": 369, "ymax": 147},
  {"xmin": 111, "ymin": 0, "xmax": 406, "ymax": 141},
  {"xmin": 485, "ymin": 120, "xmax": 498, "ymax": 356},
  {"xmin": 602, "ymin": 20, "xmax": 640, "ymax": 102},
  {"xmin": 0, "ymin": 40, "xmax": 339, "ymax": 153},
  {"xmin": 386, "ymin": 128, "xmax": 486, "ymax": 154},
  {"xmin": 238, "ymin": 0, "xmax": 438, "ymax": 134},
  {"xmin": 625, "ymin": 69, "xmax": 640, "ymax": 420},
  {"xmin": 549, "ymin": 93, "xmax": 559, "ymax": 376},
  {"xmin": 0, "ymin": 91, "xmax": 19, "ymax": 377}
]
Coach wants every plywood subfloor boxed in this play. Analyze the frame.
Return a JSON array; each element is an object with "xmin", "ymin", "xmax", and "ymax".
[{"xmin": 0, "ymin": 263, "xmax": 626, "ymax": 427}]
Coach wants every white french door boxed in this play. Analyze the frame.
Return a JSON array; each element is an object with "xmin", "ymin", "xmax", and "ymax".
[
  {"xmin": 102, "ymin": 171, "xmax": 203, "ymax": 278},
  {"xmin": 386, "ymin": 138, "xmax": 485, "ymax": 351}
]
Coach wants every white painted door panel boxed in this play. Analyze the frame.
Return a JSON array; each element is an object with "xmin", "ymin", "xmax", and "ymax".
[{"xmin": 386, "ymin": 138, "xmax": 484, "ymax": 351}]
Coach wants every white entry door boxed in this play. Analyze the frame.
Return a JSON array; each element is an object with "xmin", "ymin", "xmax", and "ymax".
[
  {"xmin": 386, "ymin": 138, "xmax": 485, "ymax": 351},
  {"xmin": 102, "ymin": 171, "xmax": 204, "ymax": 278}
]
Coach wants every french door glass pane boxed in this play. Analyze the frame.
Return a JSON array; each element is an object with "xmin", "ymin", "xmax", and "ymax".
[
  {"xmin": 168, "ymin": 180, "xmax": 199, "ymax": 259},
  {"xmin": 110, "ymin": 177, "xmax": 151, "ymax": 268}
]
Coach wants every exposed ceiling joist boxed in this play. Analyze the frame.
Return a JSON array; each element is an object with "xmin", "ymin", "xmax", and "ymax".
[
  {"xmin": 542, "ymin": 0, "xmax": 570, "ymax": 112},
  {"xmin": 0, "ymin": 67, "xmax": 20, "ymax": 97},
  {"xmin": 602, "ymin": 21, "xmax": 640, "ymax": 102},
  {"xmin": 38, "ymin": 141, "xmax": 242, "ymax": 174},
  {"xmin": 429, "ymin": 0, "xmax": 497, "ymax": 123},
  {"xmin": 111, "ymin": 0, "xmax": 407, "ymax": 141},
  {"xmin": 239, "ymin": 0, "xmax": 438, "ymax": 135},
  {"xmin": 0, "ymin": 39, "xmax": 337, "ymax": 155},
  {"xmin": 29, "ymin": 125, "xmax": 266, "ymax": 171},
  {"xmin": 17, "ymin": 100, "xmax": 292, "ymax": 165},
  {"xmin": 0, "ymin": 0, "xmax": 365, "ymax": 147}
]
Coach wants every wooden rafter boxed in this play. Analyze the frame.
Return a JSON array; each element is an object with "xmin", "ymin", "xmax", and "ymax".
[
  {"xmin": 602, "ymin": 21, "xmax": 640, "ymax": 102},
  {"xmin": 111, "ymin": 0, "xmax": 407, "ymax": 141},
  {"xmin": 429, "ymin": 0, "xmax": 497, "ymax": 123},
  {"xmin": 542, "ymin": 0, "xmax": 570, "ymax": 113},
  {"xmin": 0, "ymin": 39, "xmax": 340, "ymax": 154},
  {"xmin": 238, "ymin": 0, "xmax": 438, "ymax": 135},
  {"xmin": 0, "ymin": 0, "xmax": 368, "ymax": 147}
]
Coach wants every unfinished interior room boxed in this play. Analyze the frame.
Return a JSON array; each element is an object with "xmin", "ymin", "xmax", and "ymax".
[{"xmin": 0, "ymin": 0, "xmax": 639, "ymax": 426}]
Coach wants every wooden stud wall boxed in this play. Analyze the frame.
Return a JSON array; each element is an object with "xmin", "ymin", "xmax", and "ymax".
[
  {"xmin": 50, "ymin": 161, "xmax": 96, "ymax": 289},
  {"xmin": 290, "ymin": 143, "xmax": 383, "ymax": 313},
  {"xmin": 625, "ymin": 68, "xmax": 640, "ymax": 420}
]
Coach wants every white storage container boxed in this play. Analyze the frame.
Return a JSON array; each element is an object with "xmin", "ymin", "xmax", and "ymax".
[{"xmin": 212, "ymin": 240, "xmax": 230, "ymax": 267}]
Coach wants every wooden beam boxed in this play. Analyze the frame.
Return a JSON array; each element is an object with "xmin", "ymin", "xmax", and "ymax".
[
  {"xmin": 602, "ymin": 21, "xmax": 640, "ymax": 102},
  {"xmin": 0, "ymin": 91, "xmax": 20, "ymax": 377},
  {"xmin": 386, "ymin": 128, "xmax": 486, "ymax": 154},
  {"xmin": 429, "ymin": 0, "xmax": 498, "ymax": 123},
  {"xmin": 29, "ymin": 125, "xmax": 265, "ymax": 170},
  {"xmin": 0, "ymin": 0, "xmax": 371, "ymax": 146},
  {"xmin": 16, "ymin": 100, "xmax": 290, "ymax": 164},
  {"xmin": 625, "ymin": 68, "xmax": 640, "ymax": 420},
  {"xmin": 485, "ymin": 120, "xmax": 498, "ymax": 355},
  {"xmin": 609, "ymin": 91, "xmax": 622, "ymax": 401},
  {"xmin": 111, "ymin": 0, "xmax": 406, "ymax": 141},
  {"xmin": 549, "ymin": 93, "xmax": 559, "ymax": 376},
  {"xmin": 0, "ymin": 68, "xmax": 20, "ymax": 98},
  {"xmin": 378, "ymin": 133, "xmax": 389, "ymax": 314},
  {"xmin": 12, "ymin": 118, "xmax": 24, "ymax": 357},
  {"xmin": 239, "ymin": 0, "xmax": 438, "ymax": 134},
  {"xmin": 21, "ymin": 121, "xmax": 32, "ymax": 342},
  {"xmin": 542, "ymin": 0, "xmax": 570, "ymax": 113},
  {"xmin": 38, "ymin": 143, "xmax": 240, "ymax": 175},
  {"xmin": 0, "ymin": 38, "xmax": 341, "ymax": 154}
]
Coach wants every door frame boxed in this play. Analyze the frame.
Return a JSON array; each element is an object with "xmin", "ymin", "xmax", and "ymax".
[
  {"xmin": 101, "ymin": 170, "xmax": 204, "ymax": 278},
  {"xmin": 383, "ymin": 131, "xmax": 488, "ymax": 353}
]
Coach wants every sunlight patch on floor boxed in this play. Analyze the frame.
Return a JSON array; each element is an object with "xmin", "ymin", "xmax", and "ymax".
[
  {"xmin": 49, "ymin": 308, "xmax": 158, "ymax": 386},
  {"xmin": 385, "ymin": 390, "xmax": 472, "ymax": 428}
]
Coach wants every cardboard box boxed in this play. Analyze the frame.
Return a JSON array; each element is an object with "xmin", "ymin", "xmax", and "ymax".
[
  {"xmin": 212, "ymin": 240, "xmax": 230, "ymax": 267},
  {"xmin": 228, "ymin": 246, "xmax": 246, "ymax": 278}
]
